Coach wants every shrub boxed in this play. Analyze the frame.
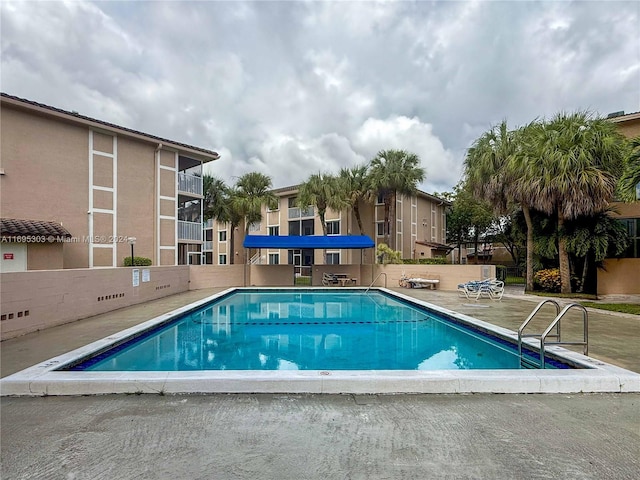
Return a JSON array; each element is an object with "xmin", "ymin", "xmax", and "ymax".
[
  {"xmin": 123, "ymin": 256, "xmax": 152, "ymax": 267},
  {"xmin": 376, "ymin": 243, "xmax": 402, "ymax": 264},
  {"xmin": 534, "ymin": 268, "xmax": 561, "ymax": 292},
  {"xmin": 402, "ymin": 257, "xmax": 448, "ymax": 265}
]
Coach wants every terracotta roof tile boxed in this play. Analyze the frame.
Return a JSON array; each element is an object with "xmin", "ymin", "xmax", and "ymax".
[{"xmin": 1, "ymin": 218, "xmax": 72, "ymax": 240}]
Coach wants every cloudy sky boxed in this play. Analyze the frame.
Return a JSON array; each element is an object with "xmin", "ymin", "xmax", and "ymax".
[{"xmin": 2, "ymin": 1, "xmax": 638, "ymax": 193}]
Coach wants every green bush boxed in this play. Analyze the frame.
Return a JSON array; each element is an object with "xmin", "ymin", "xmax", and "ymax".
[
  {"xmin": 376, "ymin": 243, "xmax": 402, "ymax": 264},
  {"xmin": 123, "ymin": 256, "xmax": 152, "ymax": 267},
  {"xmin": 403, "ymin": 257, "xmax": 448, "ymax": 265},
  {"xmin": 534, "ymin": 268, "xmax": 561, "ymax": 292}
]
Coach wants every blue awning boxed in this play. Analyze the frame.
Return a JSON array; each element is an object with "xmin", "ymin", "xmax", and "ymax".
[{"xmin": 243, "ymin": 235, "xmax": 375, "ymax": 249}]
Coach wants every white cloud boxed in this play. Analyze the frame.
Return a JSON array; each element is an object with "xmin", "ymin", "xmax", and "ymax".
[
  {"xmin": 354, "ymin": 116, "xmax": 460, "ymax": 192},
  {"xmin": 2, "ymin": 0, "xmax": 638, "ymax": 196}
]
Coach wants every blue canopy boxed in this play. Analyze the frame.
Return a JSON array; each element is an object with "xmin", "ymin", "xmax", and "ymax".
[{"xmin": 243, "ymin": 235, "xmax": 375, "ymax": 249}]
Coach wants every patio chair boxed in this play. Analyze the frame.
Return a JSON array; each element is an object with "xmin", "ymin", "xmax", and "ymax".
[
  {"xmin": 322, "ymin": 272, "xmax": 340, "ymax": 286},
  {"xmin": 458, "ymin": 279, "xmax": 504, "ymax": 300}
]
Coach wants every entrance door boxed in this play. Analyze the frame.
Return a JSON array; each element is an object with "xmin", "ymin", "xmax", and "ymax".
[{"xmin": 289, "ymin": 248, "xmax": 313, "ymax": 280}]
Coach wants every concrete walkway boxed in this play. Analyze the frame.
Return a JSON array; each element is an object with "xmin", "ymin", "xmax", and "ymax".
[{"xmin": 2, "ymin": 288, "xmax": 639, "ymax": 479}]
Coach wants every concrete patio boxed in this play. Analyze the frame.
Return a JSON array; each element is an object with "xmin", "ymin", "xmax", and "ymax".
[{"xmin": 2, "ymin": 287, "xmax": 639, "ymax": 479}]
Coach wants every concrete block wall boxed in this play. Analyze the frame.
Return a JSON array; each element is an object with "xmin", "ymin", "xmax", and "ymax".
[{"xmin": 1, "ymin": 266, "xmax": 189, "ymax": 340}]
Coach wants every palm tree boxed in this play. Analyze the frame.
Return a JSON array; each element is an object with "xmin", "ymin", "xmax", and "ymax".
[
  {"xmin": 203, "ymin": 174, "xmax": 230, "ymax": 222},
  {"xmin": 368, "ymin": 149, "xmax": 425, "ymax": 250},
  {"xmin": 564, "ymin": 210, "xmax": 630, "ymax": 292},
  {"xmin": 526, "ymin": 111, "xmax": 626, "ymax": 293},
  {"xmin": 618, "ymin": 136, "xmax": 640, "ymax": 202},
  {"xmin": 297, "ymin": 172, "xmax": 344, "ymax": 236},
  {"xmin": 232, "ymin": 172, "xmax": 277, "ymax": 236},
  {"xmin": 464, "ymin": 121, "xmax": 539, "ymax": 291},
  {"xmin": 337, "ymin": 165, "xmax": 370, "ymax": 234}
]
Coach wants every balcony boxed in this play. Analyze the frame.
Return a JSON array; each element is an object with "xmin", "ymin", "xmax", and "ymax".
[
  {"xmin": 178, "ymin": 220, "xmax": 202, "ymax": 242},
  {"xmin": 288, "ymin": 206, "xmax": 314, "ymax": 219},
  {"xmin": 178, "ymin": 172, "xmax": 203, "ymax": 196}
]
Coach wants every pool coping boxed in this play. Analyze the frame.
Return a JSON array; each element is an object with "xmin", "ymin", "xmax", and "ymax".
[{"xmin": 2, "ymin": 287, "xmax": 639, "ymax": 396}]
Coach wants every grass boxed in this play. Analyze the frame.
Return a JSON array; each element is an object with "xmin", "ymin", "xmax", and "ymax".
[
  {"xmin": 529, "ymin": 291, "xmax": 598, "ymax": 300},
  {"xmin": 504, "ymin": 275, "xmax": 525, "ymax": 285},
  {"xmin": 580, "ymin": 302, "xmax": 640, "ymax": 315}
]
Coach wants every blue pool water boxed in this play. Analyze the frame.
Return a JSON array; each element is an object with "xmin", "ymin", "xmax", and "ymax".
[{"xmin": 67, "ymin": 290, "xmax": 566, "ymax": 371}]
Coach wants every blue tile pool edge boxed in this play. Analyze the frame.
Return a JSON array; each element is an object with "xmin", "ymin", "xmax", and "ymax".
[{"xmin": 2, "ymin": 287, "xmax": 639, "ymax": 396}]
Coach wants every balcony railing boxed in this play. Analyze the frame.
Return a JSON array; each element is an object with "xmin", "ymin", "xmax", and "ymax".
[
  {"xmin": 178, "ymin": 220, "xmax": 202, "ymax": 241},
  {"xmin": 288, "ymin": 206, "xmax": 314, "ymax": 219},
  {"xmin": 203, "ymin": 241, "xmax": 213, "ymax": 251},
  {"xmin": 178, "ymin": 172, "xmax": 203, "ymax": 196}
]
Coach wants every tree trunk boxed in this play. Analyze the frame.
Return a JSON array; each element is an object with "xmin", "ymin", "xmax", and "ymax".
[
  {"xmin": 383, "ymin": 192, "xmax": 392, "ymax": 248},
  {"xmin": 229, "ymin": 224, "xmax": 235, "ymax": 265},
  {"xmin": 473, "ymin": 231, "xmax": 480, "ymax": 265},
  {"xmin": 558, "ymin": 215, "xmax": 572, "ymax": 294},
  {"xmin": 389, "ymin": 191, "xmax": 397, "ymax": 250},
  {"xmin": 354, "ymin": 202, "xmax": 364, "ymax": 234},
  {"xmin": 319, "ymin": 208, "xmax": 327, "ymax": 236},
  {"xmin": 522, "ymin": 205, "xmax": 535, "ymax": 292},
  {"xmin": 579, "ymin": 254, "xmax": 588, "ymax": 293}
]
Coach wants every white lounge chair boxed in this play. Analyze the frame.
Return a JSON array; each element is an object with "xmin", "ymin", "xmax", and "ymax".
[
  {"xmin": 400, "ymin": 272, "xmax": 440, "ymax": 289},
  {"xmin": 458, "ymin": 279, "xmax": 503, "ymax": 300}
]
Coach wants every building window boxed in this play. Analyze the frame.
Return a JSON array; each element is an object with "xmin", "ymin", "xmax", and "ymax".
[
  {"xmin": 219, "ymin": 231, "xmax": 227, "ymax": 241},
  {"xmin": 326, "ymin": 220, "xmax": 340, "ymax": 235},
  {"xmin": 290, "ymin": 219, "xmax": 314, "ymax": 236},
  {"xmin": 288, "ymin": 197, "xmax": 297, "ymax": 208},
  {"xmin": 620, "ymin": 218, "xmax": 640, "ymax": 258},
  {"xmin": 376, "ymin": 193, "xmax": 384, "ymax": 205},
  {"xmin": 218, "ymin": 254, "xmax": 227, "ymax": 265},
  {"xmin": 269, "ymin": 226, "xmax": 279, "ymax": 236},
  {"xmin": 269, "ymin": 253, "xmax": 279, "ymax": 265},
  {"xmin": 249, "ymin": 222, "xmax": 261, "ymax": 232},
  {"xmin": 376, "ymin": 222, "xmax": 384, "ymax": 237},
  {"xmin": 326, "ymin": 252, "xmax": 340, "ymax": 265}
]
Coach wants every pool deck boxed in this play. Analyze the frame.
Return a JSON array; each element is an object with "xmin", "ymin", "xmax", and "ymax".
[{"xmin": 2, "ymin": 287, "xmax": 640, "ymax": 479}]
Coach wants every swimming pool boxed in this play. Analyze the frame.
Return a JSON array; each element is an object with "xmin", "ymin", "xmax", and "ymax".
[
  {"xmin": 2, "ymin": 288, "xmax": 639, "ymax": 395},
  {"xmin": 65, "ymin": 290, "xmax": 567, "ymax": 372}
]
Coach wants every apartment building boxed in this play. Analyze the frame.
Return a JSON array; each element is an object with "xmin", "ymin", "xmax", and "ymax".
[
  {"xmin": 203, "ymin": 184, "xmax": 449, "ymax": 274},
  {"xmin": 607, "ymin": 111, "xmax": 640, "ymax": 258},
  {"xmin": 0, "ymin": 93, "xmax": 219, "ymax": 271}
]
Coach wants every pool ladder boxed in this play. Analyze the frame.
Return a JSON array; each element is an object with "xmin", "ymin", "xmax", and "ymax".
[
  {"xmin": 365, "ymin": 272, "xmax": 387, "ymax": 293},
  {"xmin": 517, "ymin": 300, "xmax": 589, "ymax": 369}
]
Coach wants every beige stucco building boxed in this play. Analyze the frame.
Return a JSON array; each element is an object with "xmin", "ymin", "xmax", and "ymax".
[
  {"xmin": 0, "ymin": 93, "xmax": 219, "ymax": 271},
  {"xmin": 203, "ymin": 184, "xmax": 450, "ymax": 274},
  {"xmin": 598, "ymin": 111, "xmax": 640, "ymax": 295}
]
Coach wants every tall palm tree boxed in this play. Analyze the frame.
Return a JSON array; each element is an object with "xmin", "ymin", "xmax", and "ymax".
[
  {"xmin": 464, "ymin": 121, "xmax": 538, "ymax": 291},
  {"xmin": 232, "ymin": 172, "xmax": 277, "ymax": 236},
  {"xmin": 368, "ymin": 149, "xmax": 425, "ymax": 250},
  {"xmin": 337, "ymin": 165, "xmax": 370, "ymax": 234},
  {"xmin": 618, "ymin": 136, "xmax": 640, "ymax": 202},
  {"xmin": 203, "ymin": 174, "xmax": 230, "ymax": 222},
  {"xmin": 527, "ymin": 111, "xmax": 625, "ymax": 293},
  {"xmin": 297, "ymin": 172, "xmax": 342, "ymax": 235}
]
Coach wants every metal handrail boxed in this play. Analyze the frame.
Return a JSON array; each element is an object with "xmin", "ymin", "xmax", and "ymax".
[
  {"xmin": 365, "ymin": 272, "xmax": 387, "ymax": 293},
  {"xmin": 539, "ymin": 303, "xmax": 588, "ymax": 368},
  {"xmin": 518, "ymin": 299, "xmax": 561, "ymax": 361}
]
